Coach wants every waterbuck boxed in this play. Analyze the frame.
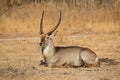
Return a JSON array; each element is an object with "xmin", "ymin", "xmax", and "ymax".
[{"xmin": 39, "ymin": 11, "xmax": 100, "ymax": 68}]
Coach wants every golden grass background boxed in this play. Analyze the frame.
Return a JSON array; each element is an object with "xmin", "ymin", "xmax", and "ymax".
[
  {"xmin": 0, "ymin": 1, "xmax": 120, "ymax": 80},
  {"xmin": 0, "ymin": 1, "xmax": 120, "ymax": 34}
]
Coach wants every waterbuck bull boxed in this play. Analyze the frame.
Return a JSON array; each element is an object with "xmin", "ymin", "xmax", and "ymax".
[{"xmin": 39, "ymin": 11, "xmax": 100, "ymax": 68}]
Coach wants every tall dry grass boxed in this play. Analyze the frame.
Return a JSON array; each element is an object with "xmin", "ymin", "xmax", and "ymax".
[{"xmin": 0, "ymin": 2, "xmax": 120, "ymax": 34}]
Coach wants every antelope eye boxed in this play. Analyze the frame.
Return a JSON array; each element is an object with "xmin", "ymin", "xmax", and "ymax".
[{"xmin": 46, "ymin": 36, "xmax": 49, "ymax": 40}]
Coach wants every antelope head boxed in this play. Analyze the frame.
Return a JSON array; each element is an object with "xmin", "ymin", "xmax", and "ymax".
[{"xmin": 39, "ymin": 11, "xmax": 62, "ymax": 49}]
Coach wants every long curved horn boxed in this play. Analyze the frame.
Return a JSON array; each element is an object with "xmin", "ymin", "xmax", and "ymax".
[
  {"xmin": 47, "ymin": 11, "xmax": 62, "ymax": 35},
  {"xmin": 40, "ymin": 11, "xmax": 44, "ymax": 34}
]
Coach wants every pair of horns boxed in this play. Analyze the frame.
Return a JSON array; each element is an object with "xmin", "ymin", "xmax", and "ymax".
[{"xmin": 40, "ymin": 11, "xmax": 62, "ymax": 35}]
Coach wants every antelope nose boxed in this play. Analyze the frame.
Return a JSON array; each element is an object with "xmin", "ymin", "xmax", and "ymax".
[{"xmin": 39, "ymin": 43, "xmax": 43, "ymax": 46}]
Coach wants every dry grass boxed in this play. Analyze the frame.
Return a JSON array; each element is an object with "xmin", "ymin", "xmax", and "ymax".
[
  {"xmin": 0, "ymin": 2, "xmax": 120, "ymax": 80},
  {"xmin": 0, "ymin": 3, "xmax": 120, "ymax": 34},
  {"xmin": 0, "ymin": 33, "xmax": 120, "ymax": 80}
]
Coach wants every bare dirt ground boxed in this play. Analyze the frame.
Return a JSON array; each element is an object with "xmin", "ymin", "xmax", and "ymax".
[{"xmin": 0, "ymin": 33, "xmax": 120, "ymax": 80}]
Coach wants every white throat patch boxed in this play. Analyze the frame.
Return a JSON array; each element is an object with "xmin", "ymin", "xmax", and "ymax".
[{"xmin": 43, "ymin": 40, "xmax": 55, "ymax": 58}]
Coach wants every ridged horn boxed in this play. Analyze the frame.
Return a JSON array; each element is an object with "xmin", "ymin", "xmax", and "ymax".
[
  {"xmin": 47, "ymin": 11, "xmax": 62, "ymax": 35},
  {"xmin": 40, "ymin": 11, "xmax": 44, "ymax": 34}
]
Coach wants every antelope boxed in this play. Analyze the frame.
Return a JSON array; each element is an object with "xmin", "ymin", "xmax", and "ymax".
[{"xmin": 39, "ymin": 11, "xmax": 100, "ymax": 68}]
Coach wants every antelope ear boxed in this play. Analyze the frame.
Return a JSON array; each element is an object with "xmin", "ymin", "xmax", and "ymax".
[
  {"xmin": 49, "ymin": 31, "xmax": 58, "ymax": 38},
  {"xmin": 49, "ymin": 34, "xmax": 55, "ymax": 38}
]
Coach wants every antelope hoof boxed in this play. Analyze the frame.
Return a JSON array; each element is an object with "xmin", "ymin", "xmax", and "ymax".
[{"xmin": 40, "ymin": 59, "xmax": 46, "ymax": 65}]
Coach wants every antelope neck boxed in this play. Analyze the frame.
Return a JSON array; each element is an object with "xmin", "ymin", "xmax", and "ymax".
[{"xmin": 43, "ymin": 39, "xmax": 55, "ymax": 56}]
